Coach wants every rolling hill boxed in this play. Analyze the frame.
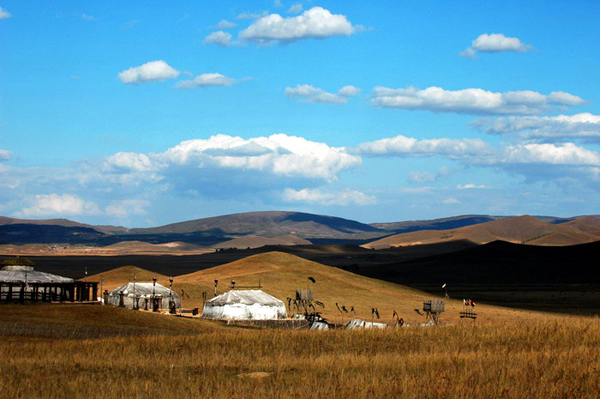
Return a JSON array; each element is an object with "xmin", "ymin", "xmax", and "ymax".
[
  {"xmin": 1, "ymin": 212, "xmax": 598, "ymax": 249},
  {"xmin": 86, "ymin": 265, "xmax": 172, "ymax": 292},
  {"xmin": 172, "ymin": 251, "xmax": 535, "ymax": 322},
  {"xmin": 363, "ymin": 215, "xmax": 600, "ymax": 248},
  {"xmin": 128, "ymin": 211, "xmax": 387, "ymax": 241}
]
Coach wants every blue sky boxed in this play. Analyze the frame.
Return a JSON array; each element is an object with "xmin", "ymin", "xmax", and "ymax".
[{"xmin": 1, "ymin": 1, "xmax": 599, "ymax": 227}]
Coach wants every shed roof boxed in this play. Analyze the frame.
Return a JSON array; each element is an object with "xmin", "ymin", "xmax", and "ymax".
[{"xmin": 0, "ymin": 268, "xmax": 74, "ymax": 284}]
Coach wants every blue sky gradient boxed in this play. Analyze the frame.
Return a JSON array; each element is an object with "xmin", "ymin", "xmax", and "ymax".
[{"xmin": 1, "ymin": 1, "xmax": 599, "ymax": 226}]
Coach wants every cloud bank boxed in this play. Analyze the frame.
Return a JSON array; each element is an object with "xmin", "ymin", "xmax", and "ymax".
[
  {"xmin": 472, "ymin": 113, "xmax": 600, "ymax": 143},
  {"xmin": 354, "ymin": 135, "xmax": 493, "ymax": 159},
  {"xmin": 371, "ymin": 86, "xmax": 585, "ymax": 115}
]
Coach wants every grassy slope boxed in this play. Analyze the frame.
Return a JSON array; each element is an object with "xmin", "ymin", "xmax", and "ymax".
[{"xmin": 173, "ymin": 251, "xmax": 549, "ymax": 324}]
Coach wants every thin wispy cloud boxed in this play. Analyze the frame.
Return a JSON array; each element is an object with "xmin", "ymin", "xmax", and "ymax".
[
  {"xmin": 282, "ymin": 188, "xmax": 377, "ymax": 206},
  {"xmin": 0, "ymin": 7, "xmax": 12, "ymax": 19},
  {"xmin": 214, "ymin": 19, "xmax": 237, "ymax": 29},
  {"xmin": 203, "ymin": 31, "xmax": 233, "ymax": 46},
  {"xmin": 175, "ymin": 73, "xmax": 237, "ymax": 89},
  {"xmin": 286, "ymin": 84, "xmax": 360, "ymax": 104}
]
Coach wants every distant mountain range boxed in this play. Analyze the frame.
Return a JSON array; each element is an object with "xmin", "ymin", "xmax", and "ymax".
[
  {"xmin": 0, "ymin": 212, "xmax": 597, "ymax": 249},
  {"xmin": 364, "ymin": 215, "xmax": 600, "ymax": 249}
]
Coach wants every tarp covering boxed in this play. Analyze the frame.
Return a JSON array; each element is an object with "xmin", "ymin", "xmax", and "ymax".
[
  {"xmin": 345, "ymin": 318, "xmax": 388, "ymax": 329},
  {"xmin": 202, "ymin": 290, "xmax": 287, "ymax": 320},
  {"xmin": 106, "ymin": 282, "xmax": 180, "ymax": 310}
]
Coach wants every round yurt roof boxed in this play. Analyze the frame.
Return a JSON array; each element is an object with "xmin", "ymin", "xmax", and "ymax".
[
  {"xmin": 109, "ymin": 282, "xmax": 179, "ymax": 298},
  {"xmin": 0, "ymin": 256, "xmax": 74, "ymax": 283},
  {"xmin": 206, "ymin": 290, "xmax": 284, "ymax": 306}
]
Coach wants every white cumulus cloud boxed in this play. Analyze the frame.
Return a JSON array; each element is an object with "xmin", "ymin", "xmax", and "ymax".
[
  {"xmin": 203, "ymin": 31, "xmax": 233, "ymax": 46},
  {"xmin": 371, "ymin": 86, "xmax": 585, "ymax": 115},
  {"xmin": 282, "ymin": 188, "xmax": 376, "ymax": 206},
  {"xmin": 176, "ymin": 73, "xmax": 237, "ymax": 89},
  {"xmin": 18, "ymin": 194, "xmax": 100, "ymax": 217},
  {"xmin": 240, "ymin": 7, "xmax": 356, "ymax": 44},
  {"xmin": 0, "ymin": 150, "xmax": 11, "ymax": 161},
  {"xmin": 286, "ymin": 84, "xmax": 360, "ymax": 104},
  {"xmin": 461, "ymin": 33, "xmax": 532, "ymax": 58},
  {"xmin": 118, "ymin": 60, "xmax": 180, "ymax": 85},
  {"xmin": 471, "ymin": 113, "xmax": 600, "ymax": 143},
  {"xmin": 99, "ymin": 134, "xmax": 362, "ymax": 199},
  {"xmin": 158, "ymin": 134, "xmax": 361, "ymax": 181},
  {"xmin": 354, "ymin": 135, "xmax": 493, "ymax": 159}
]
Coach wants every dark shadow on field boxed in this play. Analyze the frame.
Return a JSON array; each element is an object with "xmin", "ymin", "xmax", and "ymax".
[{"xmin": 8, "ymin": 240, "xmax": 600, "ymax": 315}]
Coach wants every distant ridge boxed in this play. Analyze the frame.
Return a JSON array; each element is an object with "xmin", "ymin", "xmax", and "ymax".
[
  {"xmin": 363, "ymin": 215, "xmax": 600, "ymax": 248},
  {"xmin": 128, "ymin": 211, "xmax": 387, "ymax": 242},
  {"xmin": 211, "ymin": 234, "xmax": 312, "ymax": 250},
  {"xmin": 0, "ymin": 211, "xmax": 597, "ymax": 249}
]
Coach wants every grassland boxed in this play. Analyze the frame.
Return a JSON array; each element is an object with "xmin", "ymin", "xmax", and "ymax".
[{"xmin": 0, "ymin": 305, "xmax": 598, "ymax": 399}]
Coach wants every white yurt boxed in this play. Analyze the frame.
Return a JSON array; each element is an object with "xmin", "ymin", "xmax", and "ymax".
[
  {"xmin": 106, "ymin": 282, "xmax": 180, "ymax": 311},
  {"xmin": 201, "ymin": 290, "xmax": 287, "ymax": 320}
]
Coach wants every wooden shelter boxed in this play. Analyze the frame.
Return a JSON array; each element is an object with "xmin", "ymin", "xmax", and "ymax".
[{"xmin": 0, "ymin": 257, "xmax": 98, "ymax": 303}]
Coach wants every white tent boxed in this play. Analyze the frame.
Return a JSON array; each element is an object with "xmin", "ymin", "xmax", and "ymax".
[
  {"xmin": 346, "ymin": 318, "xmax": 388, "ymax": 329},
  {"xmin": 201, "ymin": 290, "xmax": 287, "ymax": 320},
  {"xmin": 106, "ymin": 282, "xmax": 180, "ymax": 311}
]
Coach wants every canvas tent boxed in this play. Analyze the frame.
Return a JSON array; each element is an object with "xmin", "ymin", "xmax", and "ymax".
[
  {"xmin": 345, "ymin": 318, "xmax": 387, "ymax": 329},
  {"xmin": 202, "ymin": 290, "xmax": 287, "ymax": 320},
  {"xmin": 106, "ymin": 282, "xmax": 180, "ymax": 311}
]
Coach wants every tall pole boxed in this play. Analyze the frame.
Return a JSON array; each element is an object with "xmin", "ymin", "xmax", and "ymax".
[
  {"xmin": 169, "ymin": 276, "xmax": 174, "ymax": 314},
  {"xmin": 152, "ymin": 277, "xmax": 157, "ymax": 312}
]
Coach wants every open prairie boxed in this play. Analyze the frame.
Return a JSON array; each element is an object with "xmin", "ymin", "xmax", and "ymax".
[{"xmin": 0, "ymin": 305, "xmax": 598, "ymax": 399}]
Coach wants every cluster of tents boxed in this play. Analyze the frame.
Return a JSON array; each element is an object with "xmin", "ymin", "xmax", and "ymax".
[{"xmin": 106, "ymin": 284, "xmax": 412, "ymax": 329}]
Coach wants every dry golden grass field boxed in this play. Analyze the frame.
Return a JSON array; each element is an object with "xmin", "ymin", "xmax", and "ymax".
[{"xmin": 0, "ymin": 304, "xmax": 599, "ymax": 399}]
